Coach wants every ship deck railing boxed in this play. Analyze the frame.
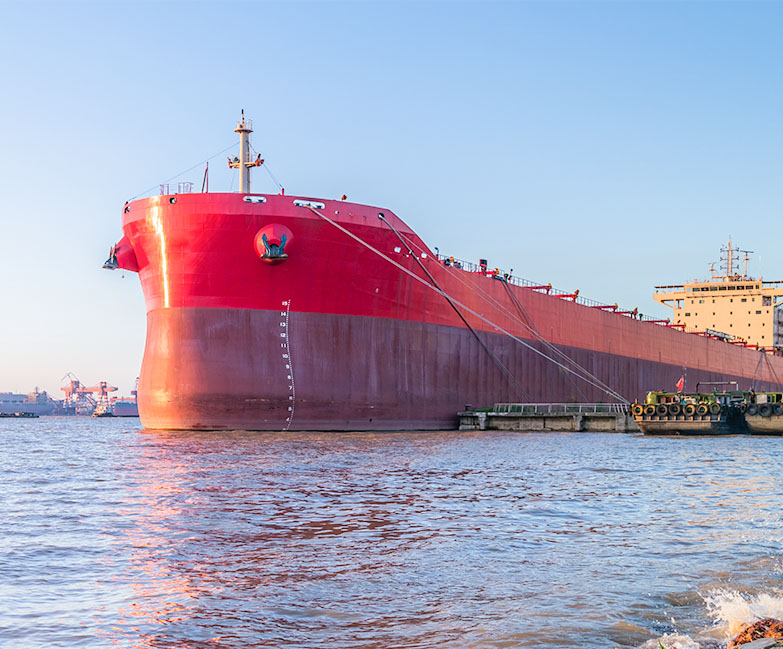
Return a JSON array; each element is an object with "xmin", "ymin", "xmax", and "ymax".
[
  {"xmin": 436, "ymin": 254, "xmax": 664, "ymax": 323},
  {"xmin": 437, "ymin": 253, "xmax": 783, "ymax": 354},
  {"xmin": 492, "ymin": 403, "xmax": 631, "ymax": 415}
]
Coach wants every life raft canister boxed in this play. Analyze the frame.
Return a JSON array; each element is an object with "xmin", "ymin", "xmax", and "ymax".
[{"xmin": 254, "ymin": 224, "xmax": 294, "ymax": 264}]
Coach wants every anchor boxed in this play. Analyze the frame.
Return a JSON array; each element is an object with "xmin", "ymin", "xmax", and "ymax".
[
  {"xmin": 102, "ymin": 246, "xmax": 119, "ymax": 270},
  {"xmin": 253, "ymin": 224, "xmax": 294, "ymax": 265},
  {"xmin": 261, "ymin": 233, "xmax": 288, "ymax": 261}
]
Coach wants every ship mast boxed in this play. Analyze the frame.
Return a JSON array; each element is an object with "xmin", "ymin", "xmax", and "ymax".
[{"xmin": 234, "ymin": 110, "xmax": 253, "ymax": 193}]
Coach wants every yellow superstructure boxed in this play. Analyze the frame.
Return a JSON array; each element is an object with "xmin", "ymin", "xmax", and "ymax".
[{"xmin": 654, "ymin": 239, "xmax": 783, "ymax": 350}]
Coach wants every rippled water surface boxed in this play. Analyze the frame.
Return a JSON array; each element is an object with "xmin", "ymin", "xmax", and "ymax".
[{"xmin": 4, "ymin": 419, "xmax": 783, "ymax": 648}]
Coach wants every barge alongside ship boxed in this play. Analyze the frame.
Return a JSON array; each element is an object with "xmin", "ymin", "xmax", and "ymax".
[
  {"xmin": 632, "ymin": 389, "xmax": 783, "ymax": 435},
  {"xmin": 105, "ymin": 114, "xmax": 783, "ymax": 430}
]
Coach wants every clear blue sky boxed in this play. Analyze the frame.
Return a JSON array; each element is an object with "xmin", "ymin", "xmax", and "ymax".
[{"xmin": 2, "ymin": 0, "xmax": 782, "ymax": 397}]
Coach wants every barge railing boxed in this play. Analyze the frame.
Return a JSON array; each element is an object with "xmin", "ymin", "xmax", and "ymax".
[{"xmin": 492, "ymin": 403, "xmax": 631, "ymax": 415}]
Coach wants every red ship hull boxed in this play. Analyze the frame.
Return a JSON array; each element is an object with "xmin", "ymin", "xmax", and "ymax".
[{"xmin": 115, "ymin": 193, "xmax": 783, "ymax": 430}]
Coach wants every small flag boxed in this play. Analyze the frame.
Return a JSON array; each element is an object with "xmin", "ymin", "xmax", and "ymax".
[{"xmin": 675, "ymin": 375, "xmax": 685, "ymax": 392}]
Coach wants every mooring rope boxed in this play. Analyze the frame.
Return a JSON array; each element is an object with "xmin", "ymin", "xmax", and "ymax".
[
  {"xmin": 436, "ymin": 260, "xmax": 613, "ymax": 401},
  {"xmin": 394, "ymin": 225, "xmax": 620, "ymax": 401},
  {"xmin": 303, "ymin": 205, "xmax": 628, "ymax": 402},
  {"xmin": 396, "ymin": 230, "xmax": 626, "ymax": 400},
  {"xmin": 766, "ymin": 353, "xmax": 782, "ymax": 387},
  {"xmin": 377, "ymin": 213, "xmax": 530, "ymax": 401}
]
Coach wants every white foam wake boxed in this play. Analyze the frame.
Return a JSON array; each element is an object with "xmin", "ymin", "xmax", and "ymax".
[
  {"xmin": 703, "ymin": 589, "xmax": 783, "ymax": 639},
  {"xmin": 640, "ymin": 632, "xmax": 701, "ymax": 649}
]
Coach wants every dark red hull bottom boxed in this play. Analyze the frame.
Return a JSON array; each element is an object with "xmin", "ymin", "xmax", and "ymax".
[{"xmin": 138, "ymin": 308, "xmax": 781, "ymax": 431}]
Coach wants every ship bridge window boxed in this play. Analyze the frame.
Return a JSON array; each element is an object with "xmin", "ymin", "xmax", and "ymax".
[
  {"xmin": 710, "ymin": 287, "xmax": 717, "ymax": 291},
  {"xmin": 719, "ymin": 286, "xmax": 727, "ymax": 291},
  {"xmin": 729, "ymin": 286, "xmax": 735, "ymax": 290}
]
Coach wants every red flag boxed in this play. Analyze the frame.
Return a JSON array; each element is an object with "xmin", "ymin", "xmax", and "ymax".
[{"xmin": 675, "ymin": 375, "xmax": 685, "ymax": 392}]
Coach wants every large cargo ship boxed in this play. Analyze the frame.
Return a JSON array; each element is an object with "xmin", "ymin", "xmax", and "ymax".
[{"xmin": 105, "ymin": 114, "xmax": 783, "ymax": 430}]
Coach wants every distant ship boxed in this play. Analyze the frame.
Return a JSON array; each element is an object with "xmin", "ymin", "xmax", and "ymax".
[
  {"xmin": 91, "ymin": 378, "xmax": 139, "ymax": 417},
  {"xmin": 0, "ymin": 390, "xmax": 54, "ymax": 416},
  {"xmin": 104, "ymin": 113, "xmax": 783, "ymax": 430},
  {"xmin": 110, "ymin": 398, "xmax": 139, "ymax": 417}
]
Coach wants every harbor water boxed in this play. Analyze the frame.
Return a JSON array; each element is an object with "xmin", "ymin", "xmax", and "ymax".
[{"xmin": 3, "ymin": 419, "xmax": 783, "ymax": 648}]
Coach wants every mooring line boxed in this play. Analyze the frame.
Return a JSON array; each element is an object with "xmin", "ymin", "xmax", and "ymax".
[
  {"xmin": 303, "ymin": 205, "xmax": 627, "ymax": 402},
  {"xmin": 378, "ymin": 213, "xmax": 530, "ymax": 401},
  {"xmin": 396, "ymin": 225, "xmax": 621, "ymax": 400}
]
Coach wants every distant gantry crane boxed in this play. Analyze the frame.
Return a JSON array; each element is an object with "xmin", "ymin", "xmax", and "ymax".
[{"xmin": 60, "ymin": 372, "xmax": 118, "ymax": 415}]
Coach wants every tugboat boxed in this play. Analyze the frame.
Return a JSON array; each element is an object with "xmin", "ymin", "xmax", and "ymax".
[
  {"xmin": 632, "ymin": 385, "xmax": 748, "ymax": 434},
  {"xmin": 91, "ymin": 403, "xmax": 114, "ymax": 418}
]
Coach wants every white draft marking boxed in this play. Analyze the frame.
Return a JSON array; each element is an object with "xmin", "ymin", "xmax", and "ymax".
[{"xmin": 280, "ymin": 299, "xmax": 295, "ymax": 431}]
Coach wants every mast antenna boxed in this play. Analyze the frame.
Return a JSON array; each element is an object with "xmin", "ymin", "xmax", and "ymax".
[
  {"xmin": 740, "ymin": 249, "xmax": 754, "ymax": 279},
  {"xmin": 228, "ymin": 111, "xmax": 262, "ymax": 193},
  {"xmin": 719, "ymin": 237, "xmax": 741, "ymax": 279}
]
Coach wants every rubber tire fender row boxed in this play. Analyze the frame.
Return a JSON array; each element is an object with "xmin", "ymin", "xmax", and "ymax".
[
  {"xmin": 696, "ymin": 404, "xmax": 709, "ymax": 416},
  {"xmin": 683, "ymin": 404, "xmax": 696, "ymax": 416}
]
